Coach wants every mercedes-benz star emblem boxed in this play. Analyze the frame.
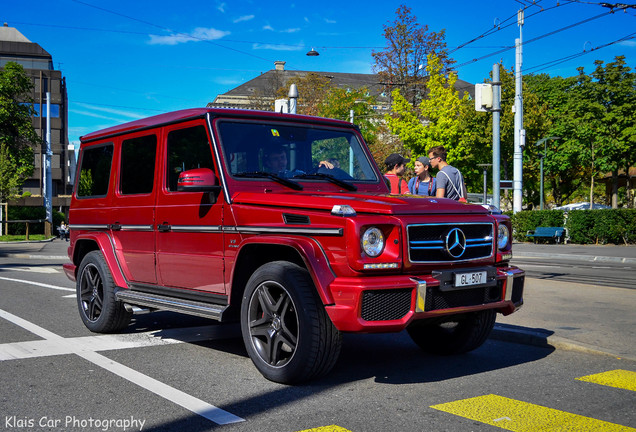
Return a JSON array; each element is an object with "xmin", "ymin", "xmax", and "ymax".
[{"xmin": 445, "ymin": 228, "xmax": 467, "ymax": 258}]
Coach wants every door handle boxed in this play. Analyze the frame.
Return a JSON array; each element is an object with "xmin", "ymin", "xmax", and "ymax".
[{"xmin": 157, "ymin": 223, "xmax": 171, "ymax": 232}]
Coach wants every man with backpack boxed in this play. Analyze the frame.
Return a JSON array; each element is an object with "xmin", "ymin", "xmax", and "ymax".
[{"xmin": 427, "ymin": 146, "xmax": 467, "ymax": 202}]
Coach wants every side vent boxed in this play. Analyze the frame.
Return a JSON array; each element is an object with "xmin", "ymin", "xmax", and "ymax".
[{"xmin": 283, "ymin": 213, "xmax": 310, "ymax": 225}]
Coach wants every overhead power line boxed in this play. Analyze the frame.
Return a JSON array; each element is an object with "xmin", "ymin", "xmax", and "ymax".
[
  {"xmin": 452, "ymin": 8, "xmax": 617, "ymax": 70},
  {"xmin": 524, "ymin": 31, "xmax": 636, "ymax": 74}
]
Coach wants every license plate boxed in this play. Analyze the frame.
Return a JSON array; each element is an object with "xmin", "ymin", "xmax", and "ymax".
[{"xmin": 455, "ymin": 271, "xmax": 487, "ymax": 287}]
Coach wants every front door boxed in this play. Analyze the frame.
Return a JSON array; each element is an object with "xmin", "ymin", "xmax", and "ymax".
[{"xmin": 155, "ymin": 121, "xmax": 226, "ymax": 294}]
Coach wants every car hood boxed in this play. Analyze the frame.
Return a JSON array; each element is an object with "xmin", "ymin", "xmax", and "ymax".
[{"xmin": 231, "ymin": 191, "xmax": 489, "ymax": 215}]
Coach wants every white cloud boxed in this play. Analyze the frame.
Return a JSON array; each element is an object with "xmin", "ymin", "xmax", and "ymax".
[
  {"xmin": 233, "ymin": 15, "xmax": 255, "ymax": 23},
  {"xmin": 324, "ymin": 18, "xmax": 337, "ymax": 24},
  {"xmin": 217, "ymin": 2, "xmax": 226, "ymax": 13},
  {"xmin": 263, "ymin": 25, "xmax": 275, "ymax": 31},
  {"xmin": 73, "ymin": 103, "xmax": 146, "ymax": 120},
  {"xmin": 618, "ymin": 40, "xmax": 636, "ymax": 48},
  {"xmin": 148, "ymin": 27, "xmax": 230, "ymax": 45},
  {"xmin": 281, "ymin": 28, "xmax": 301, "ymax": 33},
  {"xmin": 252, "ymin": 43, "xmax": 303, "ymax": 52}
]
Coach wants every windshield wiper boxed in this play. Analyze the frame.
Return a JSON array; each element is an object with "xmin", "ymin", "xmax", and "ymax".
[
  {"xmin": 234, "ymin": 171, "xmax": 303, "ymax": 190},
  {"xmin": 293, "ymin": 173, "xmax": 357, "ymax": 191}
]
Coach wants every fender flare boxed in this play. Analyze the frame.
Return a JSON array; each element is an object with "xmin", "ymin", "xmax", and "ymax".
[
  {"xmin": 72, "ymin": 232, "xmax": 128, "ymax": 289},
  {"xmin": 232, "ymin": 236, "xmax": 336, "ymax": 305}
]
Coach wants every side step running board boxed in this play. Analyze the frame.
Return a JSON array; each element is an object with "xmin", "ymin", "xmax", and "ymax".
[{"xmin": 115, "ymin": 289, "xmax": 228, "ymax": 321}]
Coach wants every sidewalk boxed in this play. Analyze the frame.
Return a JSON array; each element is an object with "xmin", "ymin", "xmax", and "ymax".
[
  {"xmin": 0, "ymin": 238, "xmax": 69, "ymax": 260},
  {"xmin": 513, "ymin": 241, "xmax": 636, "ymax": 265}
]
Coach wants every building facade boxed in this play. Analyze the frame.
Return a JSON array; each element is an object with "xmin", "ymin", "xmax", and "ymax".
[
  {"xmin": 209, "ymin": 60, "xmax": 475, "ymax": 113},
  {"xmin": 0, "ymin": 23, "xmax": 74, "ymax": 206}
]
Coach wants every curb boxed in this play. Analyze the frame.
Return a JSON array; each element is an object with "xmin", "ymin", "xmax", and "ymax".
[
  {"xmin": 514, "ymin": 252, "xmax": 636, "ymax": 265},
  {"xmin": 0, "ymin": 253, "xmax": 68, "ymax": 260},
  {"xmin": 491, "ymin": 324, "xmax": 635, "ymax": 362}
]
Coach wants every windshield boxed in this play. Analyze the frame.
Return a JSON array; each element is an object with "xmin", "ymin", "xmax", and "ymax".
[{"xmin": 217, "ymin": 120, "xmax": 378, "ymax": 183}]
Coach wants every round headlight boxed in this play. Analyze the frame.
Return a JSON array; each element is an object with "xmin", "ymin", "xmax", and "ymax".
[
  {"xmin": 362, "ymin": 227, "xmax": 385, "ymax": 257},
  {"xmin": 497, "ymin": 225, "xmax": 510, "ymax": 249}
]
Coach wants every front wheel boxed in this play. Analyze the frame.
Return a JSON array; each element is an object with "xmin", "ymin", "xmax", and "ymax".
[
  {"xmin": 240, "ymin": 261, "xmax": 342, "ymax": 384},
  {"xmin": 76, "ymin": 251, "xmax": 131, "ymax": 333},
  {"xmin": 407, "ymin": 309, "xmax": 496, "ymax": 355}
]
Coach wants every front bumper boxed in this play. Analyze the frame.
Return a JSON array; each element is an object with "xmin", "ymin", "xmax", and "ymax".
[{"xmin": 324, "ymin": 266, "xmax": 525, "ymax": 332}]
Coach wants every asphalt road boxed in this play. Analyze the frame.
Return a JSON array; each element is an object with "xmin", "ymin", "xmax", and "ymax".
[{"xmin": 0, "ymin": 239, "xmax": 634, "ymax": 432}]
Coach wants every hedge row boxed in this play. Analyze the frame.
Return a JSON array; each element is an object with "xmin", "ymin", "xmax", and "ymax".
[
  {"xmin": 507, "ymin": 209, "xmax": 636, "ymax": 245},
  {"xmin": 4, "ymin": 206, "xmax": 66, "ymax": 235}
]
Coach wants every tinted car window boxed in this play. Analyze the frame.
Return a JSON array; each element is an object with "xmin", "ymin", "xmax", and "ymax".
[
  {"xmin": 166, "ymin": 126, "xmax": 214, "ymax": 192},
  {"xmin": 77, "ymin": 144, "xmax": 114, "ymax": 197},
  {"xmin": 120, "ymin": 135, "xmax": 157, "ymax": 195}
]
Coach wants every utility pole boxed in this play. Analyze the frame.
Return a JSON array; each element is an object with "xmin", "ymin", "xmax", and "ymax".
[
  {"xmin": 492, "ymin": 64, "xmax": 502, "ymax": 209},
  {"xmin": 44, "ymin": 92, "xmax": 53, "ymax": 237},
  {"xmin": 513, "ymin": 9, "xmax": 525, "ymax": 213}
]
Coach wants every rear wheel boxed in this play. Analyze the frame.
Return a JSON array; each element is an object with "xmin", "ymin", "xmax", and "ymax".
[
  {"xmin": 240, "ymin": 261, "xmax": 342, "ymax": 384},
  {"xmin": 407, "ymin": 309, "xmax": 496, "ymax": 355},
  {"xmin": 76, "ymin": 251, "xmax": 131, "ymax": 333}
]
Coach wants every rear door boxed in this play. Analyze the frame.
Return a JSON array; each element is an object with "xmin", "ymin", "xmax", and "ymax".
[
  {"xmin": 111, "ymin": 132, "xmax": 159, "ymax": 284},
  {"xmin": 155, "ymin": 121, "xmax": 226, "ymax": 294}
]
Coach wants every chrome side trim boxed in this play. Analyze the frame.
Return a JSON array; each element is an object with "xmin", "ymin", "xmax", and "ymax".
[
  {"xmin": 69, "ymin": 224, "xmax": 109, "ymax": 230},
  {"xmin": 170, "ymin": 225, "xmax": 222, "ymax": 233},
  {"xmin": 120, "ymin": 225, "xmax": 154, "ymax": 231},
  {"xmin": 235, "ymin": 226, "xmax": 343, "ymax": 236}
]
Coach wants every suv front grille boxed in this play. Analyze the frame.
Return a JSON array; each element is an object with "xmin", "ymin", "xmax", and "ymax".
[
  {"xmin": 425, "ymin": 280, "xmax": 503, "ymax": 312},
  {"xmin": 407, "ymin": 223, "xmax": 494, "ymax": 263}
]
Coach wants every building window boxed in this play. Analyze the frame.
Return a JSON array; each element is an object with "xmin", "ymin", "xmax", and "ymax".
[{"xmin": 33, "ymin": 104, "xmax": 61, "ymax": 118}]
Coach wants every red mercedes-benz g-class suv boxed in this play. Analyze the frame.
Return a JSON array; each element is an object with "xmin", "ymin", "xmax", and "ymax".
[{"xmin": 64, "ymin": 108, "xmax": 524, "ymax": 383}]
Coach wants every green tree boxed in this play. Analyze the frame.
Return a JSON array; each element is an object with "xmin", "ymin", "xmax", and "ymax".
[
  {"xmin": 317, "ymin": 86, "xmax": 379, "ymax": 146},
  {"xmin": 275, "ymin": 73, "xmax": 332, "ymax": 116},
  {"xmin": 527, "ymin": 56, "xmax": 636, "ymax": 208},
  {"xmin": 372, "ymin": 4, "xmax": 454, "ymax": 107},
  {"xmin": 590, "ymin": 56, "xmax": 636, "ymax": 207},
  {"xmin": 457, "ymin": 65, "xmax": 549, "ymax": 203},
  {"xmin": 0, "ymin": 62, "xmax": 40, "ymax": 202},
  {"xmin": 386, "ymin": 54, "xmax": 468, "ymax": 174}
]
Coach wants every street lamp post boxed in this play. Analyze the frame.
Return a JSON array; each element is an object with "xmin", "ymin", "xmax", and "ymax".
[
  {"xmin": 535, "ymin": 136, "xmax": 560, "ymax": 210},
  {"xmin": 477, "ymin": 164, "xmax": 492, "ymax": 205}
]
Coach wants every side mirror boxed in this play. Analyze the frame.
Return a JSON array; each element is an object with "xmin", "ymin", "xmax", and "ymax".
[{"xmin": 177, "ymin": 168, "xmax": 220, "ymax": 193}]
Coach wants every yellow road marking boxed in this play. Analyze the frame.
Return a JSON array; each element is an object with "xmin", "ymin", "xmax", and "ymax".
[
  {"xmin": 577, "ymin": 369, "xmax": 636, "ymax": 391},
  {"xmin": 297, "ymin": 426, "xmax": 351, "ymax": 432},
  {"xmin": 431, "ymin": 394, "xmax": 636, "ymax": 431}
]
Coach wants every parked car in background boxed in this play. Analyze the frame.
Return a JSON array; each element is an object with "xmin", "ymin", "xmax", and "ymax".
[{"xmin": 553, "ymin": 202, "xmax": 612, "ymax": 211}]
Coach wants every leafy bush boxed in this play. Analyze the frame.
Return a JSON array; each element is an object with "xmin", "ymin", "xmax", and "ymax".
[
  {"xmin": 507, "ymin": 210, "xmax": 565, "ymax": 242},
  {"xmin": 566, "ymin": 209, "xmax": 636, "ymax": 245},
  {"xmin": 510, "ymin": 209, "xmax": 636, "ymax": 244},
  {"xmin": 6, "ymin": 206, "xmax": 65, "ymax": 235}
]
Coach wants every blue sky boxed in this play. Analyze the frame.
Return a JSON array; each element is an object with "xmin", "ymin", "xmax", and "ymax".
[{"xmin": 4, "ymin": 0, "xmax": 635, "ymax": 146}]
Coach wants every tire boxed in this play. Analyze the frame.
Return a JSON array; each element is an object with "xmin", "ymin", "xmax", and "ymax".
[
  {"xmin": 76, "ymin": 251, "xmax": 132, "ymax": 333},
  {"xmin": 407, "ymin": 309, "xmax": 496, "ymax": 355},
  {"xmin": 240, "ymin": 261, "xmax": 342, "ymax": 384}
]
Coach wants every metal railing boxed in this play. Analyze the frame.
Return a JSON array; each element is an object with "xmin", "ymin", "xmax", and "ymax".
[{"xmin": 0, "ymin": 219, "xmax": 45, "ymax": 240}]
